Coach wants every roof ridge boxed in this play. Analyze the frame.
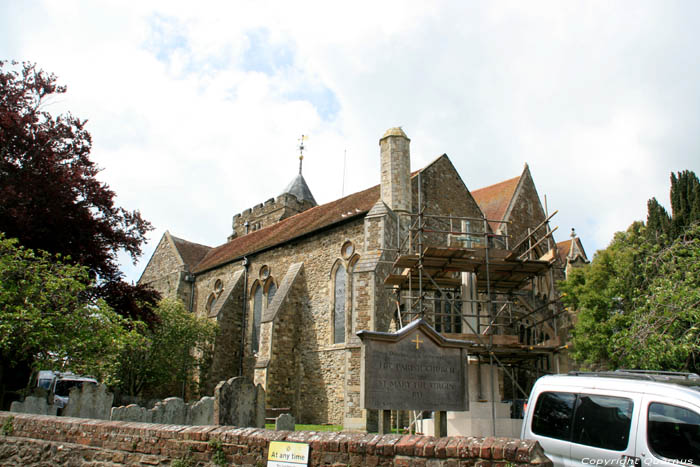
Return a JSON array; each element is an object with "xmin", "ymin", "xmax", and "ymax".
[
  {"xmin": 472, "ymin": 174, "xmax": 521, "ymax": 194},
  {"xmin": 168, "ymin": 234, "xmax": 212, "ymax": 250},
  {"xmin": 193, "ymin": 183, "xmax": 381, "ymax": 273}
]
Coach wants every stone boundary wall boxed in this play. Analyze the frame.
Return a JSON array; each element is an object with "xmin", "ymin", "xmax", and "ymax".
[{"xmin": 0, "ymin": 412, "xmax": 552, "ymax": 466}]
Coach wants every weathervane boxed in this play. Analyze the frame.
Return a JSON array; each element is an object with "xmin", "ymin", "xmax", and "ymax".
[{"xmin": 297, "ymin": 134, "xmax": 307, "ymax": 174}]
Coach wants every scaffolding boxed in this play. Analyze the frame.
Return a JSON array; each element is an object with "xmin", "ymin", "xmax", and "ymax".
[{"xmin": 383, "ymin": 173, "xmax": 566, "ymax": 435}]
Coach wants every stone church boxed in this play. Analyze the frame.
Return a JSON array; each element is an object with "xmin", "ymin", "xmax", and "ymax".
[{"xmin": 139, "ymin": 127, "xmax": 587, "ymax": 431}]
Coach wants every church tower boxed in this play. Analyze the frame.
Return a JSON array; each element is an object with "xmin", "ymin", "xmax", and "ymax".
[{"xmin": 229, "ymin": 136, "xmax": 317, "ymax": 240}]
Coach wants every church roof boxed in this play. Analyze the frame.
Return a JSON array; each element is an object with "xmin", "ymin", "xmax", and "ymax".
[
  {"xmin": 194, "ymin": 184, "xmax": 379, "ymax": 273},
  {"xmin": 471, "ymin": 175, "xmax": 521, "ymax": 230},
  {"xmin": 556, "ymin": 235, "xmax": 588, "ymax": 265},
  {"xmin": 282, "ymin": 173, "xmax": 317, "ymax": 205},
  {"xmin": 169, "ymin": 234, "xmax": 212, "ymax": 270}
]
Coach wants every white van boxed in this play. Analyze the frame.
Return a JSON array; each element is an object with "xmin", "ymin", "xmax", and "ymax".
[
  {"xmin": 521, "ymin": 370, "xmax": 700, "ymax": 467},
  {"xmin": 50, "ymin": 372, "xmax": 98, "ymax": 409}
]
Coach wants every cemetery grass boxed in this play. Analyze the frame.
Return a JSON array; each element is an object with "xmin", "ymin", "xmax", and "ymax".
[{"xmin": 265, "ymin": 424, "xmax": 343, "ymax": 432}]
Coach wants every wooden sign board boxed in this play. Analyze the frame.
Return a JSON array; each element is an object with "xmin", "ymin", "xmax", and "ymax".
[{"xmin": 358, "ymin": 319, "xmax": 471, "ymax": 412}]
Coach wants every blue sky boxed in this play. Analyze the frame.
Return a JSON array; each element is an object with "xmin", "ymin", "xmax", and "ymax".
[{"xmin": 2, "ymin": 0, "xmax": 699, "ymax": 282}]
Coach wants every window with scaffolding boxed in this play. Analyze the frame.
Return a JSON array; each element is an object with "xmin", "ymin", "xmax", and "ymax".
[{"xmin": 434, "ymin": 292, "xmax": 462, "ymax": 334}]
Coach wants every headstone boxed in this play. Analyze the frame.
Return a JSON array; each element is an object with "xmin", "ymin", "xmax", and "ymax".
[
  {"xmin": 63, "ymin": 383, "xmax": 114, "ymax": 420},
  {"xmin": 255, "ymin": 383, "xmax": 266, "ymax": 428},
  {"xmin": 358, "ymin": 319, "xmax": 470, "ymax": 412},
  {"xmin": 214, "ymin": 377, "xmax": 265, "ymax": 427},
  {"xmin": 111, "ymin": 403, "xmax": 151, "ymax": 423},
  {"xmin": 275, "ymin": 413, "xmax": 295, "ymax": 431},
  {"xmin": 152, "ymin": 397, "xmax": 187, "ymax": 425},
  {"xmin": 10, "ymin": 395, "xmax": 57, "ymax": 416},
  {"xmin": 188, "ymin": 396, "xmax": 214, "ymax": 426}
]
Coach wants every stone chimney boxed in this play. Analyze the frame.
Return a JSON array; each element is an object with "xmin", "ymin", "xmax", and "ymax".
[{"xmin": 379, "ymin": 127, "xmax": 412, "ymax": 214}]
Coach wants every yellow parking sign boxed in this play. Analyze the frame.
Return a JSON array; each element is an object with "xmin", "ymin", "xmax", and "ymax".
[{"xmin": 267, "ymin": 441, "xmax": 309, "ymax": 467}]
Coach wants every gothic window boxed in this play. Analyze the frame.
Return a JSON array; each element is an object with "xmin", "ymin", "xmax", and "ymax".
[
  {"xmin": 435, "ymin": 292, "xmax": 462, "ymax": 334},
  {"xmin": 333, "ymin": 263, "xmax": 347, "ymax": 344},
  {"xmin": 252, "ymin": 283, "xmax": 263, "ymax": 352},
  {"xmin": 266, "ymin": 280, "xmax": 277, "ymax": 307},
  {"xmin": 205, "ymin": 293, "xmax": 217, "ymax": 315},
  {"xmin": 348, "ymin": 255, "xmax": 359, "ymax": 334}
]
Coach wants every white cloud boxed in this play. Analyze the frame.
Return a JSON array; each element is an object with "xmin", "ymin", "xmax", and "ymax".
[{"xmin": 2, "ymin": 0, "xmax": 699, "ymax": 280}]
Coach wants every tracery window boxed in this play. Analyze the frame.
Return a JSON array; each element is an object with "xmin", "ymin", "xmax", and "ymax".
[
  {"xmin": 333, "ymin": 264, "xmax": 346, "ymax": 344},
  {"xmin": 206, "ymin": 293, "xmax": 217, "ymax": 315},
  {"xmin": 252, "ymin": 283, "xmax": 263, "ymax": 352},
  {"xmin": 435, "ymin": 292, "xmax": 462, "ymax": 334},
  {"xmin": 267, "ymin": 281, "xmax": 277, "ymax": 307}
]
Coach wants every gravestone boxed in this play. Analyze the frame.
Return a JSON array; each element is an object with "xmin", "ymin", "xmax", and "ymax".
[
  {"xmin": 358, "ymin": 319, "xmax": 471, "ymax": 436},
  {"xmin": 255, "ymin": 383, "xmax": 266, "ymax": 428},
  {"xmin": 189, "ymin": 396, "xmax": 214, "ymax": 425},
  {"xmin": 63, "ymin": 383, "xmax": 113, "ymax": 420},
  {"xmin": 213, "ymin": 377, "xmax": 265, "ymax": 427},
  {"xmin": 10, "ymin": 394, "xmax": 57, "ymax": 416},
  {"xmin": 111, "ymin": 403, "xmax": 151, "ymax": 423},
  {"xmin": 275, "ymin": 413, "xmax": 295, "ymax": 431},
  {"xmin": 152, "ymin": 397, "xmax": 187, "ymax": 425}
]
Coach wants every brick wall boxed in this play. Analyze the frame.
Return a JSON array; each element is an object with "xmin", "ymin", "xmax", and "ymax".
[{"xmin": 0, "ymin": 412, "xmax": 552, "ymax": 467}]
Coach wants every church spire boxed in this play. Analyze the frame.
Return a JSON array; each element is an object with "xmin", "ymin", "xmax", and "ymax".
[
  {"xmin": 281, "ymin": 134, "xmax": 317, "ymax": 205},
  {"xmin": 298, "ymin": 134, "xmax": 306, "ymax": 174}
]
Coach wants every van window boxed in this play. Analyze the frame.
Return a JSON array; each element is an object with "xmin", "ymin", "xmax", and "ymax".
[
  {"xmin": 648, "ymin": 402, "xmax": 700, "ymax": 466},
  {"xmin": 572, "ymin": 394, "xmax": 633, "ymax": 451},
  {"xmin": 54, "ymin": 380, "xmax": 86, "ymax": 397},
  {"xmin": 533, "ymin": 391, "xmax": 576, "ymax": 440},
  {"xmin": 532, "ymin": 391, "xmax": 634, "ymax": 451}
]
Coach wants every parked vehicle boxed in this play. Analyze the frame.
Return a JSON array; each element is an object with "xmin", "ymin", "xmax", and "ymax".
[
  {"xmin": 521, "ymin": 370, "xmax": 700, "ymax": 467},
  {"xmin": 49, "ymin": 372, "xmax": 98, "ymax": 409},
  {"xmin": 36, "ymin": 370, "xmax": 59, "ymax": 390}
]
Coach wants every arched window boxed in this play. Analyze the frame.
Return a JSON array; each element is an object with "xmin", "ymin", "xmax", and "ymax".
[
  {"xmin": 206, "ymin": 293, "xmax": 217, "ymax": 315},
  {"xmin": 252, "ymin": 284, "xmax": 263, "ymax": 352},
  {"xmin": 435, "ymin": 292, "xmax": 462, "ymax": 334},
  {"xmin": 267, "ymin": 281, "xmax": 277, "ymax": 307},
  {"xmin": 333, "ymin": 264, "xmax": 346, "ymax": 344}
]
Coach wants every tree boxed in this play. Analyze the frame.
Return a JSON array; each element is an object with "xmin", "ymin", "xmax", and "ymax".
[
  {"xmin": 0, "ymin": 61, "xmax": 152, "ymax": 281},
  {"xmin": 0, "ymin": 61, "xmax": 158, "ymax": 324},
  {"xmin": 645, "ymin": 170, "xmax": 700, "ymax": 244},
  {"xmin": 0, "ymin": 235, "xmax": 130, "ymax": 404},
  {"xmin": 563, "ymin": 171, "xmax": 700, "ymax": 373},
  {"xmin": 670, "ymin": 170, "xmax": 700, "ymax": 238},
  {"xmin": 563, "ymin": 223, "xmax": 700, "ymax": 372},
  {"xmin": 113, "ymin": 298, "xmax": 217, "ymax": 399}
]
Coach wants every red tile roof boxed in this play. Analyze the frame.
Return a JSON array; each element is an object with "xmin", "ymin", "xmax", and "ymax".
[
  {"xmin": 170, "ymin": 234, "xmax": 212, "ymax": 270},
  {"xmin": 556, "ymin": 239, "xmax": 572, "ymax": 264},
  {"xmin": 193, "ymin": 184, "xmax": 380, "ymax": 273},
  {"xmin": 471, "ymin": 175, "xmax": 520, "ymax": 230}
]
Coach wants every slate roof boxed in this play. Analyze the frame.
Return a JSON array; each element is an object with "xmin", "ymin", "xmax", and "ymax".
[
  {"xmin": 282, "ymin": 173, "xmax": 317, "ymax": 205},
  {"xmin": 471, "ymin": 175, "xmax": 520, "ymax": 230},
  {"xmin": 169, "ymin": 234, "xmax": 212, "ymax": 270},
  {"xmin": 193, "ymin": 184, "xmax": 380, "ymax": 273}
]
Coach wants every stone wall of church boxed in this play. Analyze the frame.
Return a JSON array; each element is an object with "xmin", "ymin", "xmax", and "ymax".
[
  {"xmin": 504, "ymin": 171, "xmax": 547, "ymax": 257},
  {"xmin": 231, "ymin": 193, "xmax": 315, "ymax": 238},
  {"xmin": 138, "ymin": 236, "xmax": 188, "ymax": 304},
  {"xmin": 193, "ymin": 217, "xmax": 366, "ymax": 425},
  {"xmin": 412, "ymin": 157, "xmax": 487, "ymax": 249}
]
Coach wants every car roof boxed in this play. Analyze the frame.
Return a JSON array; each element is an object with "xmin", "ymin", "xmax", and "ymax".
[
  {"xmin": 56, "ymin": 374, "xmax": 97, "ymax": 383},
  {"xmin": 535, "ymin": 374, "xmax": 700, "ymax": 402}
]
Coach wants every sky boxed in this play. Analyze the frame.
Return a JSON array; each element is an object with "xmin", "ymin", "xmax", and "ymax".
[{"xmin": 2, "ymin": 0, "xmax": 699, "ymax": 282}]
